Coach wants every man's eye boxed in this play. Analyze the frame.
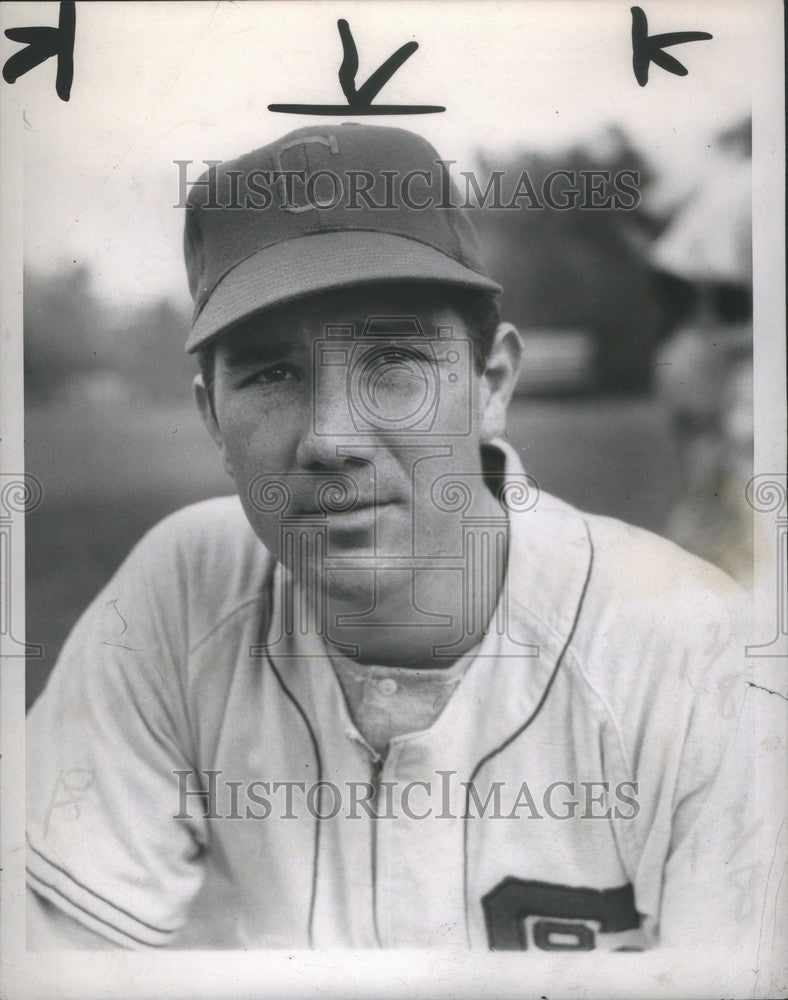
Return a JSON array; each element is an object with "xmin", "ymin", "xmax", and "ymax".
[
  {"xmin": 383, "ymin": 350, "xmax": 410, "ymax": 363},
  {"xmin": 381, "ymin": 349, "xmax": 427, "ymax": 368},
  {"xmin": 251, "ymin": 364, "xmax": 297, "ymax": 385}
]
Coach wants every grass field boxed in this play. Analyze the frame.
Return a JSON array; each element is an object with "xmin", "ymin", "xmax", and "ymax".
[{"xmin": 25, "ymin": 395, "xmax": 681, "ymax": 708}]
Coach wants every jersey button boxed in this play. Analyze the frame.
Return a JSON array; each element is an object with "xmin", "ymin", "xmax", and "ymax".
[{"xmin": 378, "ymin": 678, "xmax": 398, "ymax": 696}]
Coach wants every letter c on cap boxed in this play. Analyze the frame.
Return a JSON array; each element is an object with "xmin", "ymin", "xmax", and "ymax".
[{"xmin": 273, "ymin": 135, "xmax": 340, "ymax": 214}]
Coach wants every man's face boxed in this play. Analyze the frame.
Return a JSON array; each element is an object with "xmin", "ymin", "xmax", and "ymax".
[{"xmin": 198, "ymin": 285, "xmax": 518, "ymax": 606}]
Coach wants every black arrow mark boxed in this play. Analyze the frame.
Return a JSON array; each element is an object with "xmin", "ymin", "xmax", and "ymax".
[
  {"xmin": 269, "ymin": 19, "xmax": 444, "ymax": 115},
  {"xmin": 3, "ymin": 0, "xmax": 75, "ymax": 101},
  {"xmin": 337, "ymin": 19, "xmax": 419, "ymax": 108},
  {"xmin": 631, "ymin": 6, "xmax": 712, "ymax": 87}
]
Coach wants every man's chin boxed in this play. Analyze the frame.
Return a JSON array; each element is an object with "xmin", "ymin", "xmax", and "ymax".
[{"xmin": 290, "ymin": 564, "xmax": 412, "ymax": 607}]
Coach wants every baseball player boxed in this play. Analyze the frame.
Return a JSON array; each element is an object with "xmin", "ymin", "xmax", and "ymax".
[{"xmin": 27, "ymin": 124, "xmax": 759, "ymax": 952}]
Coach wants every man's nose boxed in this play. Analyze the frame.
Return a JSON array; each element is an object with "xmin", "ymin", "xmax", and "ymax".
[{"xmin": 295, "ymin": 389, "xmax": 364, "ymax": 471}]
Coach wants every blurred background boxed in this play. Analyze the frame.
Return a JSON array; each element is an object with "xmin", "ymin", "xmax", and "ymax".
[{"xmin": 14, "ymin": 2, "xmax": 753, "ymax": 707}]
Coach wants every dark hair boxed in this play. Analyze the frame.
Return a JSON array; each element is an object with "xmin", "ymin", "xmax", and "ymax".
[{"xmin": 196, "ymin": 285, "xmax": 501, "ymax": 418}]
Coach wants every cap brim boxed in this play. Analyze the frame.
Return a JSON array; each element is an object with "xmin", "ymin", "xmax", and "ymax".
[{"xmin": 185, "ymin": 231, "xmax": 502, "ymax": 353}]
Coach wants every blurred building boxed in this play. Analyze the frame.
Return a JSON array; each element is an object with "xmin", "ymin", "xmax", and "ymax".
[
  {"xmin": 474, "ymin": 127, "xmax": 661, "ymax": 393},
  {"xmin": 650, "ymin": 122, "xmax": 753, "ymax": 584}
]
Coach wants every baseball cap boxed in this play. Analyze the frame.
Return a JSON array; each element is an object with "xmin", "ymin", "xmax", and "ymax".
[{"xmin": 183, "ymin": 123, "xmax": 501, "ymax": 353}]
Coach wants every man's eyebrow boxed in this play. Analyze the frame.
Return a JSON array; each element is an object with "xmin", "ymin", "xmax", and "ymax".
[{"xmin": 221, "ymin": 336, "xmax": 295, "ymax": 368}]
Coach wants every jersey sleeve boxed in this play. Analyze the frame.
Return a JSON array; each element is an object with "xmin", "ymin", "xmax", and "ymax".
[
  {"xmin": 621, "ymin": 589, "xmax": 763, "ymax": 954},
  {"xmin": 26, "ymin": 513, "xmax": 207, "ymax": 949},
  {"xmin": 27, "ymin": 887, "xmax": 125, "ymax": 950},
  {"xmin": 654, "ymin": 601, "xmax": 762, "ymax": 953}
]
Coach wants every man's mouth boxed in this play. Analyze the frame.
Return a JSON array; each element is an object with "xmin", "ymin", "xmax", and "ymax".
[
  {"xmin": 296, "ymin": 498, "xmax": 396, "ymax": 516},
  {"xmin": 326, "ymin": 499, "xmax": 394, "ymax": 516}
]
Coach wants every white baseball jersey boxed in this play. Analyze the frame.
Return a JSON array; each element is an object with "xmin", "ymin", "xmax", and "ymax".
[{"xmin": 26, "ymin": 441, "xmax": 755, "ymax": 952}]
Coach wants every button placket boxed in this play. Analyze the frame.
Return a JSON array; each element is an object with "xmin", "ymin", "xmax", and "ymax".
[
  {"xmin": 377, "ymin": 737, "xmax": 440, "ymax": 946},
  {"xmin": 371, "ymin": 740, "xmax": 406, "ymax": 947}
]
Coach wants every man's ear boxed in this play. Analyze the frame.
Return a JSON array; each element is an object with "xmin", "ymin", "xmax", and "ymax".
[
  {"xmin": 193, "ymin": 374, "xmax": 234, "ymax": 478},
  {"xmin": 478, "ymin": 322, "xmax": 523, "ymax": 442}
]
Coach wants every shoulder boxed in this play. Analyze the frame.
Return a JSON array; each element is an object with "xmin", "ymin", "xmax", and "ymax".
[
  {"xmin": 64, "ymin": 496, "xmax": 275, "ymax": 662},
  {"xmin": 126, "ymin": 494, "xmax": 276, "ymax": 638},
  {"xmin": 522, "ymin": 488, "xmax": 742, "ymax": 623},
  {"xmin": 580, "ymin": 505, "xmax": 743, "ymax": 621},
  {"xmin": 126, "ymin": 495, "xmax": 266, "ymax": 576},
  {"xmin": 531, "ymin": 494, "xmax": 746, "ymax": 720},
  {"xmin": 134, "ymin": 494, "xmax": 256, "ymax": 556}
]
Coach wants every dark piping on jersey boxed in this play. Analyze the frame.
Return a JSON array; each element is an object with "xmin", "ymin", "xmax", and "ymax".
[
  {"xmin": 262, "ymin": 647, "xmax": 324, "ymax": 948},
  {"xmin": 461, "ymin": 521, "xmax": 595, "ymax": 947},
  {"xmin": 369, "ymin": 747, "xmax": 388, "ymax": 947}
]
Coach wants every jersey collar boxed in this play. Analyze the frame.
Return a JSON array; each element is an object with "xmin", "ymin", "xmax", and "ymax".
[{"xmin": 263, "ymin": 438, "xmax": 594, "ymax": 776}]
